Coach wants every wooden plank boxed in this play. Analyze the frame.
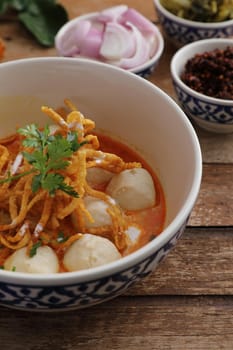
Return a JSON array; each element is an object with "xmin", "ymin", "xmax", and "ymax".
[
  {"xmin": 196, "ymin": 127, "xmax": 233, "ymax": 164},
  {"xmin": 126, "ymin": 227, "xmax": 233, "ymax": 296},
  {"xmin": 1, "ymin": 22, "xmax": 56, "ymax": 61},
  {"xmin": 58, "ymin": 0, "xmax": 157, "ymax": 20},
  {"xmin": 1, "ymin": 295, "xmax": 233, "ymax": 350},
  {"xmin": 189, "ymin": 164, "xmax": 233, "ymax": 226}
]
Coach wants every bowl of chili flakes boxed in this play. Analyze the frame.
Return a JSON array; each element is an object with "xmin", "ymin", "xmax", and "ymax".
[{"xmin": 171, "ymin": 38, "xmax": 233, "ymax": 133}]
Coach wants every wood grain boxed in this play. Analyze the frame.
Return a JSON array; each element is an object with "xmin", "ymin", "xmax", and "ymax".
[
  {"xmin": 190, "ymin": 164, "xmax": 233, "ymax": 226},
  {"xmin": 1, "ymin": 296, "xmax": 233, "ymax": 350},
  {"xmin": 127, "ymin": 227, "xmax": 233, "ymax": 296},
  {"xmin": 59, "ymin": 0, "xmax": 157, "ymax": 19}
]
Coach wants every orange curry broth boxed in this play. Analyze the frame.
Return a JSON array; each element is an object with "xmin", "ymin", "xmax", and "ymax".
[{"xmin": 0, "ymin": 131, "xmax": 166, "ymax": 270}]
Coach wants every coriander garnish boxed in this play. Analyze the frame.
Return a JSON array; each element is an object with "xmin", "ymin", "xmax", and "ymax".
[
  {"xmin": 0, "ymin": 124, "xmax": 85, "ymax": 198},
  {"xmin": 29, "ymin": 241, "xmax": 42, "ymax": 258},
  {"xmin": 56, "ymin": 231, "xmax": 68, "ymax": 243}
]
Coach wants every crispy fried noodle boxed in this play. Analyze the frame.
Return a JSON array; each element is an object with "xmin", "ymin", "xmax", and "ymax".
[{"xmin": 0, "ymin": 99, "xmax": 141, "ymax": 266}]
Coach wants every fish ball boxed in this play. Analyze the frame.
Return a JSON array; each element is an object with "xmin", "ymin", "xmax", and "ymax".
[
  {"xmin": 106, "ymin": 168, "xmax": 156, "ymax": 210},
  {"xmin": 4, "ymin": 247, "xmax": 29, "ymax": 273},
  {"xmin": 26, "ymin": 246, "xmax": 59, "ymax": 274},
  {"xmin": 63, "ymin": 233, "xmax": 121, "ymax": 271},
  {"xmin": 4, "ymin": 246, "xmax": 59, "ymax": 274},
  {"xmin": 83, "ymin": 195, "xmax": 112, "ymax": 228},
  {"xmin": 86, "ymin": 167, "xmax": 114, "ymax": 186}
]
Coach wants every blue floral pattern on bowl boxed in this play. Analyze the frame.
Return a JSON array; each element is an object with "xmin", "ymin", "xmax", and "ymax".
[
  {"xmin": 135, "ymin": 63, "xmax": 157, "ymax": 78},
  {"xmin": 0, "ymin": 220, "xmax": 187, "ymax": 311},
  {"xmin": 156, "ymin": 6, "xmax": 233, "ymax": 46},
  {"xmin": 173, "ymin": 82, "xmax": 233, "ymax": 125}
]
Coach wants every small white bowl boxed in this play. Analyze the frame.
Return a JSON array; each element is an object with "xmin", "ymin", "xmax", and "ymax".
[
  {"xmin": 171, "ymin": 38, "xmax": 233, "ymax": 133},
  {"xmin": 154, "ymin": 0, "xmax": 233, "ymax": 47},
  {"xmin": 55, "ymin": 11, "xmax": 164, "ymax": 78},
  {"xmin": 0, "ymin": 57, "xmax": 202, "ymax": 311}
]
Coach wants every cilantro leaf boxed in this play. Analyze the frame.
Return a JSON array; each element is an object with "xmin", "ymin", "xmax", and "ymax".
[
  {"xmin": 18, "ymin": 124, "xmax": 53, "ymax": 150},
  {"xmin": 46, "ymin": 136, "xmax": 72, "ymax": 171},
  {"xmin": 0, "ymin": 169, "xmax": 35, "ymax": 185},
  {"xmin": 29, "ymin": 240, "xmax": 42, "ymax": 257},
  {"xmin": 67, "ymin": 131, "xmax": 87, "ymax": 152},
  {"xmin": 31, "ymin": 173, "xmax": 42, "ymax": 193},
  {"xmin": 41, "ymin": 173, "xmax": 62, "ymax": 196},
  {"xmin": 41, "ymin": 173, "xmax": 78, "ymax": 197},
  {"xmin": 5, "ymin": 124, "xmax": 82, "ymax": 198},
  {"xmin": 57, "ymin": 181, "xmax": 79, "ymax": 198},
  {"xmin": 57, "ymin": 231, "xmax": 68, "ymax": 243},
  {"xmin": 23, "ymin": 150, "xmax": 47, "ymax": 173},
  {"xmin": 18, "ymin": 123, "xmax": 37, "ymax": 137}
]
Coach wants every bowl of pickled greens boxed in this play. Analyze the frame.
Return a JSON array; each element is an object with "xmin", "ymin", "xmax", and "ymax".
[{"xmin": 154, "ymin": 0, "xmax": 233, "ymax": 47}]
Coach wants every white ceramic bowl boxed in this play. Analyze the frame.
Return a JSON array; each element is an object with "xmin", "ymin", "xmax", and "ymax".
[
  {"xmin": 55, "ymin": 11, "xmax": 164, "ymax": 78},
  {"xmin": 171, "ymin": 38, "xmax": 233, "ymax": 133},
  {"xmin": 0, "ymin": 57, "xmax": 202, "ymax": 311},
  {"xmin": 154, "ymin": 0, "xmax": 233, "ymax": 47}
]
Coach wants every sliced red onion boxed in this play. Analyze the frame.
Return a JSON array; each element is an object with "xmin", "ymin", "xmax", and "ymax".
[
  {"xmin": 78, "ymin": 26, "xmax": 104, "ymax": 58},
  {"xmin": 120, "ymin": 8, "xmax": 158, "ymax": 34},
  {"xmin": 98, "ymin": 5, "xmax": 128, "ymax": 23},
  {"xmin": 55, "ymin": 20, "xmax": 91, "ymax": 56},
  {"xmin": 74, "ymin": 20, "xmax": 92, "ymax": 45},
  {"xmin": 100, "ymin": 22, "xmax": 136, "ymax": 60},
  {"xmin": 116, "ymin": 22, "xmax": 151, "ymax": 69},
  {"xmin": 55, "ymin": 6, "xmax": 162, "ymax": 70}
]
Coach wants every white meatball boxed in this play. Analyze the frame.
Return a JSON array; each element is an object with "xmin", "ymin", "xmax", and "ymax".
[
  {"xmin": 86, "ymin": 167, "xmax": 114, "ymax": 186},
  {"xmin": 4, "ymin": 246, "xmax": 59, "ymax": 274},
  {"xmin": 4, "ymin": 247, "xmax": 29, "ymax": 273},
  {"xmin": 63, "ymin": 233, "xmax": 121, "ymax": 271},
  {"xmin": 83, "ymin": 195, "xmax": 112, "ymax": 228},
  {"xmin": 26, "ymin": 246, "xmax": 59, "ymax": 274},
  {"xmin": 106, "ymin": 168, "xmax": 156, "ymax": 210}
]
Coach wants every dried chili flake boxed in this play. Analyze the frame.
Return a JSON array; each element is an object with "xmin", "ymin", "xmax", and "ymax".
[{"xmin": 181, "ymin": 46, "xmax": 233, "ymax": 100}]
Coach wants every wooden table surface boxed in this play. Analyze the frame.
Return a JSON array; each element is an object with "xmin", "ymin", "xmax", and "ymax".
[{"xmin": 1, "ymin": 1, "xmax": 233, "ymax": 349}]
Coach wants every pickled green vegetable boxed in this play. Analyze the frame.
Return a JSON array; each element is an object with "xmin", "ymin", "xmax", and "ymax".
[{"xmin": 160, "ymin": 0, "xmax": 233, "ymax": 22}]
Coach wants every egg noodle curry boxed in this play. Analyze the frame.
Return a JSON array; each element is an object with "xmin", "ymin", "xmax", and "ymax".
[{"xmin": 0, "ymin": 99, "xmax": 166, "ymax": 273}]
